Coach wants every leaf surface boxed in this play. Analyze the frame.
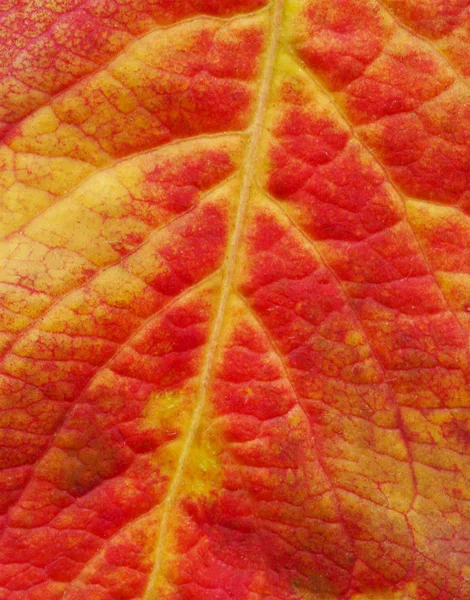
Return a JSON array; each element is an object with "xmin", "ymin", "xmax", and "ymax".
[{"xmin": 0, "ymin": 1, "xmax": 470, "ymax": 599}]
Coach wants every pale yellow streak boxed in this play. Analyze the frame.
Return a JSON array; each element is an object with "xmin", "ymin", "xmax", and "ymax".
[{"xmin": 142, "ymin": 0, "xmax": 284, "ymax": 596}]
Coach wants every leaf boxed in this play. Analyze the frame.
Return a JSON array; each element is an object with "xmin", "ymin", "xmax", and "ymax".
[{"xmin": 0, "ymin": 0, "xmax": 469, "ymax": 598}]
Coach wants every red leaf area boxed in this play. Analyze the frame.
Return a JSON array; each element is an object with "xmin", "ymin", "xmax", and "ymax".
[{"xmin": 0, "ymin": 1, "xmax": 469, "ymax": 600}]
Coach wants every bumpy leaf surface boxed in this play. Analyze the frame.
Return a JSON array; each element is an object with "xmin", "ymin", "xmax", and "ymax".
[{"xmin": 1, "ymin": 1, "xmax": 470, "ymax": 598}]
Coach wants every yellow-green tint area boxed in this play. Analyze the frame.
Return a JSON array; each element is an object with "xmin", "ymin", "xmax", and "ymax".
[
  {"xmin": 139, "ymin": 394, "xmax": 226, "ymax": 598},
  {"xmin": 350, "ymin": 583, "xmax": 419, "ymax": 599},
  {"xmin": 144, "ymin": 386, "xmax": 223, "ymax": 501}
]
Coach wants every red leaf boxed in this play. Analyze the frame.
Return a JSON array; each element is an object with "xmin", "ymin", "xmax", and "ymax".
[{"xmin": 1, "ymin": 1, "xmax": 469, "ymax": 599}]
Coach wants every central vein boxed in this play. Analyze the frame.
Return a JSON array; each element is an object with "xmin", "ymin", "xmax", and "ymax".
[{"xmin": 143, "ymin": 1, "xmax": 283, "ymax": 595}]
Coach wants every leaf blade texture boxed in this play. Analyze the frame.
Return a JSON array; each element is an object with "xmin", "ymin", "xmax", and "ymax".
[{"xmin": 0, "ymin": 1, "xmax": 469, "ymax": 599}]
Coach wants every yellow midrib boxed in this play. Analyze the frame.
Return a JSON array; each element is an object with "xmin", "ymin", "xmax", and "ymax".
[{"xmin": 142, "ymin": 0, "xmax": 284, "ymax": 596}]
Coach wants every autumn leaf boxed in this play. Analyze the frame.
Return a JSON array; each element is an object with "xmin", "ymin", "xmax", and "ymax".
[{"xmin": 1, "ymin": 0, "xmax": 469, "ymax": 598}]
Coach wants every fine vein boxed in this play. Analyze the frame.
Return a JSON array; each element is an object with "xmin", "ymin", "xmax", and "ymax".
[{"xmin": 142, "ymin": 0, "xmax": 284, "ymax": 596}]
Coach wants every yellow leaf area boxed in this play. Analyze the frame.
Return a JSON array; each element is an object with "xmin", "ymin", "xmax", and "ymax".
[{"xmin": 0, "ymin": 0, "xmax": 469, "ymax": 599}]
